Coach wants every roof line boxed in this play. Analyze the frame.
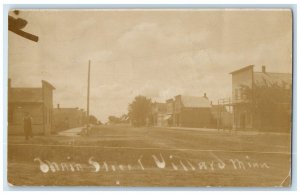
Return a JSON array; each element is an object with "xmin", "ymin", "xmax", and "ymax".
[
  {"xmin": 254, "ymin": 71, "xmax": 292, "ymax": 75},
  {"xmin": 229, "ymin": 65, "xmax": 254, "ymax": 74},
  {"xmin": 42, "ymin": 80, "xmax": 56, "ymax": 89}
]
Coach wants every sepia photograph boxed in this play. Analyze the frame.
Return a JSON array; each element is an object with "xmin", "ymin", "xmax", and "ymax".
[{"xmin": 7, "ymin": 9, "xmax": 292, "ymax": 187}]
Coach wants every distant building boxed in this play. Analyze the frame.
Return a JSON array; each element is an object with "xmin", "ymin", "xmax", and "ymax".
[
  {"xmin": 8, "ymin": 79, "xmax": 55, "ymax": 135},
  {"xmin": 53, "ymin": 104, "xmax": 86, "ymax": 132},
  {"xmin": 230, "ymin": 65, "xmax": 292, "ymax": 132},
  {"xmin": 151, "ymin": 102, "xmax": 169, "ymax": 127},
  {"xmin": 151, "ymin": 94, "xmax": 216, "ymax": 128},
  {"xmin": 172, "ymin": 94, "xmax": 214, "ymax": 128}
]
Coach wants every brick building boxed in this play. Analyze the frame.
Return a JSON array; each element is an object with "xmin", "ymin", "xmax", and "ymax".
[{"xmin": 8, "ymin": 79, "xmax": 55, "ymax": 135}]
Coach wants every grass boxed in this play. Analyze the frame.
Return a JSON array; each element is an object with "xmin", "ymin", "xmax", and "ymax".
[{"xmin": 7, "ymin": 124, "xmax": 291, "ymax": 187}]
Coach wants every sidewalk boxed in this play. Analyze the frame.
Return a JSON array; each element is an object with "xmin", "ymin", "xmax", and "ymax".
[
  {"xmin": 57, "ymin": 126, "xmax": 84, "ymax": 136},
  {"xmin": 167, "ymin": 126, "xmax": 290, "ymax": 136}
]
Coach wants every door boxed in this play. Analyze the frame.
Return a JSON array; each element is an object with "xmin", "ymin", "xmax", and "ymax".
[{"xmin": 240, "ymin": 112, "xmax": 246, "ymax": 129}]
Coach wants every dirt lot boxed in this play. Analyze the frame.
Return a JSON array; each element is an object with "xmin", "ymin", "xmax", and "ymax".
[{"xmin": 7, "ymin": 124, "xmax": 291, "ymax": 187}]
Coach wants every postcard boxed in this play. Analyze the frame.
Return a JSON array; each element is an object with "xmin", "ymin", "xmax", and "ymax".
[{"xmin": 7, "ymin": 9, "xmax": 292, "ymax": 187}]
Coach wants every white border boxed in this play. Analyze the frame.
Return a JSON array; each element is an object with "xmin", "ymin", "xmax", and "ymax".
[{"xmin": 1, "ymin": 0, "xmax": 299, "ymax": 194}]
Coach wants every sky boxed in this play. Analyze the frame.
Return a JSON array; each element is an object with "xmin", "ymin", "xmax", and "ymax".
[{"xmin": 8, "ymin": 9, "xmax": 292, "ymax": 122}]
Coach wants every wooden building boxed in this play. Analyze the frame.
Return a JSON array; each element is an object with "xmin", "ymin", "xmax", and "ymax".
[
  {"xmin": 8, "ymin": 79, "xmax": 55, "ymax": 135},
  {"xmin": 172, "ymin": 94, "xmax": 214, "ymax": 128},
  {"xmin": 230, "ymin": 65, "xmax": 292, "ymax": 132}
]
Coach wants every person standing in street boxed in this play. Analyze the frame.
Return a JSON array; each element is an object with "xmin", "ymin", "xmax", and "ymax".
[{"xmin": 23, "ymin": 112, "xmax": 33, "ymax": 140}]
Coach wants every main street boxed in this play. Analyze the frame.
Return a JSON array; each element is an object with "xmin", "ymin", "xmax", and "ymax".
[{"xmin": 7, "ymin": 124, "xmax": 291, "ymax": 186}]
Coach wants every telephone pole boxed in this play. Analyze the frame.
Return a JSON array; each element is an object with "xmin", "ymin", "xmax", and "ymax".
[{"xmin": 86, "ymin": 60, "xmax": 91, "ymax": 134}]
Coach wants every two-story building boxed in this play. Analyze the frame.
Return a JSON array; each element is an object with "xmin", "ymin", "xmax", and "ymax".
[{"xmin": 230, "ymin": 65, "xmax": 292, "ymax": 132}]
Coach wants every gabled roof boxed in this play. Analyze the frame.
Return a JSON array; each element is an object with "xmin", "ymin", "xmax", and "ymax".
[
  {"xmin": 254, "ymin": 72, "xmax": 292, "ymax": 88},
  {"xmin": 9, "ymin": 88, "xmax": 43, "ymax": 103},
  {"xmin": 180, "ymin": 95, "xmax": 211, "ymax": 108}
]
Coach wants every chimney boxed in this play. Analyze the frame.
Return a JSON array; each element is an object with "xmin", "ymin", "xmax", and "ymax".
[
  {"xmin": 262, "ymin": 65, "xmax": 266, "ymax": 73},
  {"xmin": 204, "ymin": 93, "xmax": 208, "ymax": 99},
  {"xmin": 57, "ymin": 104, "xmax": 60, "ymax": 109}
]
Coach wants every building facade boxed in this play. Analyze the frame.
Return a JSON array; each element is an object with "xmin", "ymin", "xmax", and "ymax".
[
  {"xmin": 172, "ymin": 94, "xmax": 214, "ymax": 128},
  {"xmin": 151, "ymin": 94, "xmax": 216, "ymax": 128},
  {"xmin": 230, "ymin": 65, "xmax": 292, "ymax": 132},
  {"xmin": 8, "ymin": 79, "xmax": 55, "ymax": 135}
]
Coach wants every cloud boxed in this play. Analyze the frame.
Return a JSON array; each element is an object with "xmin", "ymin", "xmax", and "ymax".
[
  {"xmin": 113, "ymin": 22, "xmax": 210, "ymax": 59},
  {"xmin": 9, "ymin": 10, "xmax": 292, "ymax": 122}
]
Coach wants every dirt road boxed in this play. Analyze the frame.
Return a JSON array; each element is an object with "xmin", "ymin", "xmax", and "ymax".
[{"xmin": 7, "ymin": 124, "xmax": 291, "ymax": 187}]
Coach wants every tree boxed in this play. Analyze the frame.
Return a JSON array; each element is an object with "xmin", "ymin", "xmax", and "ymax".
[
  {"xmin": 128, "ymin": 96, "xmax": 152, "ymax": 127},
  {"xmin": 89, "ymin": 115, "xmax": 98, "ymax": 125},
  {"xmin": 240, "ymin": 82, "xmax": 292, "ymax": 131}
]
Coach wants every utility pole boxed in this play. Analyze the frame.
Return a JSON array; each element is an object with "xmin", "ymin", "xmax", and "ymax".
[{"xmin": 86, "ymin": 60, "xmax": 91, "ymax": 135}]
